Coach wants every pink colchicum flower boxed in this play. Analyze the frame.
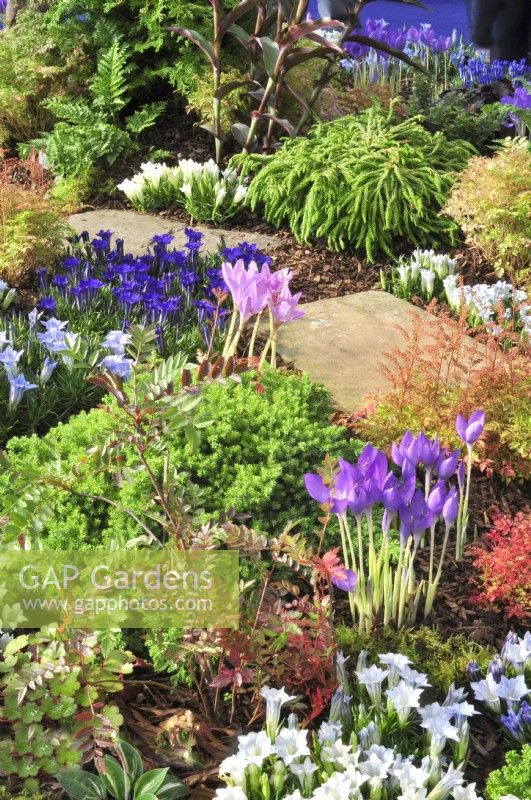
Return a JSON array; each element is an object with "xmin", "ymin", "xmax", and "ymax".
[
  {"xmin": 221, "ymin": 259, "xmax": 269, "ymax": 323},
  {"xmin": 265, "ymin": 268, "xmax": 304, "ymax": 326}
]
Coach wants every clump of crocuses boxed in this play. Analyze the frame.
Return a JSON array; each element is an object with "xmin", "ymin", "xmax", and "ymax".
[
  {"xmin": 215, "ymin": 651, "xmax": 483, "ymax": 800},
  {"xmin": 467, "ymin": 631, "xmax": 531, "ymax": 744},
  {"xmin": 221, "ymin": 260, "xmax": 304, "ymax": 367},
  {"xmin": 305, "ymin": 413, "xmax": 484, "ymax": 632}
]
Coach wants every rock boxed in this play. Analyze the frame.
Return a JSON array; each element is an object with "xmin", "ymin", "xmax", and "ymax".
[
  {"xmin": 275, "ymin": 291, "xmax": 480, "ymax": 410},
  {"xmin": 68, "ymin": 209, "xmax": 280, "ymax": 255}
]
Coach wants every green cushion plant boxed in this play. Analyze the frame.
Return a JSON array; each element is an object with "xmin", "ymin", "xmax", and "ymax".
[
  {"xmin": 233, "ymin": 106, "xmax": 475, "ymax": 261},
  {"xmin": 486, "ymin": 745, "xmax": 531, "ymax": 800}
]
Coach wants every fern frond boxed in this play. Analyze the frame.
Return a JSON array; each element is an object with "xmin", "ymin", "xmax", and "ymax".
[{"xmin": 91, "ymin": 39, "xmax": 132, "ymax": 118}]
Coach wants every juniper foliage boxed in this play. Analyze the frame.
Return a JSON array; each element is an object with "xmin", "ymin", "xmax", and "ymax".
[{"xmin": 234, "ymin": 107, "xmax": 476, "ymax": 261}]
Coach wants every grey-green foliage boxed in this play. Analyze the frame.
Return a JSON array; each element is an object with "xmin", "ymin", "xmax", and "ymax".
[
  {"xmin": 27, "ymin": 39, "xmax": 165, "ymax": 178},
  {"xmin": 233, "ymin": 106, "xmax": 476, "ymax": 261},
  {"xmin": 0, "ymin": 370, "xmax": 359, "ymax": 549}
]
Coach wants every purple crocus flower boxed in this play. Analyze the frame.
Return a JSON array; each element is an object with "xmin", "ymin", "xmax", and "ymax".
[
  {"xmin": 427, "ymin": 481, "xmax": 447, "ymax": 516},
  {"xmin": 332, "ymin": 568, "xmax": 357, "ymax": 593},
  {"xmin": 436, "ymin": 449, "xmax": 460, "ymax": 479},
  {"xmin": 456, "ymin": 410, "xmax": 485, "ymax": 446},
  {"xmin": 391, "ymin": 430, "xmax": 420, "ymax": 468},
  {"xmin": 417, "ymin": 433, "xmax": 441, "ymax": 468},
  {"xmin": 442, "ymin": 486, "xmax": 459, "ymax": 525}
]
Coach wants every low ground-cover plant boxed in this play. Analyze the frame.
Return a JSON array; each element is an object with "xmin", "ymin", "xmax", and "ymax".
[
  {"xmin": 215, "ymin": 650, "xmax": 482, "ymax": 799},
  {"xmin": 470, "ymin": 511, "xmax": 531, "ymax": 621},
  {"xmin": 356, "ymin": 308, "xmax": 531, "ymax": 480},
  {"xmin": 233, "ymin": 107, "xmax": 475, "ymax": 260},
  {"xmin": 118, "ymin": 159, "xmax": 247, "ymax": 223},
  {"xmin": 485, "ymin": 744, "xmax": 531, "ymax": 800},
  {"xmin": 0, "ymin": 628, "xmax": 133, "ymax": 792},
  {"xmin": 467, "ymin": 631, "xmax": 530, "ymax": 744},
  {"xmin": 335, "ymin": 625, "xmax": 494, "ymax": 694},
  {"xmin": 445, "ymin": 138, "xmax": 531, "ymax": 291},
  {"xmin": 0, "ymin": 367, "xmax": 358, "ymax": 549},
  {"xmin": 38, "ymin": 229, "xmax": 272, "ymax": 357}
]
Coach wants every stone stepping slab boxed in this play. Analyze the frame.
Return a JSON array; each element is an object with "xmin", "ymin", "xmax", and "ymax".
[{"xmin": 276, "ymin": 291, "xmax": 480, "ymax": 410}]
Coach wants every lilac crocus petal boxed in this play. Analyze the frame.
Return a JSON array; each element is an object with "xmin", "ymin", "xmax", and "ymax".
[
  {"xmin": 331, "ymin": 568, "xmax": 357, "ymax": 593},
  {"xmin": 442, "ymin": 486, "xmax": 459, "ymax": 525},
  {"xmin": 457, "ymin": 461, "xmax": 465, "ymax": 492},
  {"xmin": 381, "ymin": 473, "xmax": 402, "ymax": 512},
  {"xmin": 427, "ymin": 481, "xmax": 446, "ymax": 516},
  {"xmin": 304, "ymin": 473, "xmax": 330, "ymax": 505},
  {"xmin": 436, "ymin": 449, "xmax": 460, "ymax": 480},
  {"xmin": 456, "ymin": 409, "xmax": 485, "ymax": 446},
  {"xmin": 417, "ymin": 433, "xmax": 441, "ymax": 468}
]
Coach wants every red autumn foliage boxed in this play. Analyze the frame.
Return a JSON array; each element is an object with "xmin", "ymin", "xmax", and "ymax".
[{"xmin": 470, "ymin": 509, "xmax": 531, "ymax": 621}]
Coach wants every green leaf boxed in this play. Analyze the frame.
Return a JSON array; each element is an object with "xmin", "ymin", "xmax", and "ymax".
[
  {"xmin": 134, "ymin": 768, "xmax": 169, "ymax": 798},
  {"xmin": 167, "ymin": 28, "xmax": 216, "ymax": 69},
  {"xmin": 57, "ymin": 769, "xmax": 107, "ymax": 800},
  {"xmin": 118, "ymin": 740, "xmax": 143, "ymax": 785},
  {"xmin": 136, "ymin": 795, "xmax": 158, "ymax": 800},
  {"xmin": 101, "ymin": 756, "xmax": 127, "ymax": 800},
  {"xmin": 227, "ymin": 23, "xmax": 251, "ymax": 47},
  {"xmin": 157, "ymin": 776, "xmax": 189, "ymax": 800},
  {"xmin": 256, "ymin": 36, "xmax": 280, "ymax": 76},
  {"xmin": 3, "ymin": 634, "xmax": 29, "ymax": 657}
]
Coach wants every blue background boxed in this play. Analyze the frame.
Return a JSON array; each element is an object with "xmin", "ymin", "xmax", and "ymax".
[{"xmin": 308, "ymin": 1, "xmax": 470, "ymax": 38}]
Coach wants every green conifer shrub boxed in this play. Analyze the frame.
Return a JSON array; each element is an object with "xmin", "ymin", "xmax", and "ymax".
[{"xmin": 233, "ymin": 107, "xmax": 475, "ymax": 261}]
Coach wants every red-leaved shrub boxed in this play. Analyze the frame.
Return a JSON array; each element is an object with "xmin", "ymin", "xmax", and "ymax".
[{"xmin": 471, "ymin": 510, "xmax": 531, "ymax": 620}]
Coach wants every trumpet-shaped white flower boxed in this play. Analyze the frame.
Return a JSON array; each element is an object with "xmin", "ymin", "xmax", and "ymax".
[
  {"xmin": 387, "ymin": 680, "xmax": 424, "ymax": 724},
  {"xmin": 497, "ymin": 674, "xmax": 529, "ymax": 710},
  {"xmin": 451, "ymin": 784, "xmax": 483, "ymax": 800},
  {"xmin": 358, "ymin": 721, "xmax": 380, "ymax": 751},
  {"xmin": 399, "ymin": 789, "xmax": 428, "ymax": 800},
  {"xmin": 290, "ymin": 756, "xmax": 317, "ymax": 789},
  {"xmin": 399, "ymin": 666, "xmax": 431, "ymax": 689},
  {"xmin": 116, "ymin": 177, "xmax": 145, "ymax": 203},
  {"xmin": 237, "ymin": 730, "xmax": 273, "ymax": 766},
  {"xmin": 470, "ymin": 673, "xmax": 502, "ymax": 712},
  {"xmin": 393, "ymin": 760, "xmax": 430, "ymax": 791},
  {"xmin": 321, "ymin": 739, "xmax": 354, "ymax": 768},
  {"xmin": 273, "ymin": 727, "xmax": 310, "ymax": 765},
  {"xmin": 317, "ymin": 720, "xmax": 342, "ymax": 744},
  {"xmin": 312, "ymin": 772, "xmax": 354, "ymax": 800},
  {"xmin": 218, "ymin": 754, "xmax": 247, "ymax": 785},
  {"xmin": 261, "ymin": 686, "xmax": 297, "ymax": 739},
  {"xmin": 427, "ymin": 764, "xmax": 464, "ymax": 800},
  {"xmin": 379, "ymin": 653, "xmax": 412, "ymax": 687},
  {"xmin": 283, "ymin": 791, "xmax": 303, "ymax": 800},
  {"xmin": 356, "ymin": 665, "xmax": 389, "ymax": 706},
  {"xmin": 503, "ymin": 632, "xmax": 531, "ymax": 673},
  {"xmin": 180, "ymin": 182, "xmax": 192, "ymax": 197},
  {"xmin": 233, "ymin": 184, "xmax": 247, "ymax": 204}
]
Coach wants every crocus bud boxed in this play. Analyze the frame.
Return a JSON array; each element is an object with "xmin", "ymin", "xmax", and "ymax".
[
  {"xmin": 436, "ymin": 450, "xmax": 460, "ymax": 480},
  {"xmin": 457, "ymin": 461, "xmax": 465, "ymax": 492},
  {"xmin": 427, "ymin": 481, "xmax": 446, "ymax": 515},
  {"xmin": 456, "ymin": 409, "xmax": 485, "ymax": 446},
  {"xmin": 442, "ymin": 486, "xmax": 459, "ymax": 525}
]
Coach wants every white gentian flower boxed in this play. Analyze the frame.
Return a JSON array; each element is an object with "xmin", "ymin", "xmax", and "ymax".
[
  {"xmin": 317, "ymin": 720, "xmax": 342, "ymax": 744},
  {"xmin": 421, "ymin": 269, "xmax": 436, "ymax": 298},
  {"xmin": 140, "ymin": 161, "xmax": 167, "ymax": 189},
  {"xmin": 261, "ymin": 686, "xmax": 297, "ymax": 740},
  {"xmin": 215, "ymin": 186, "xmax": 227, "ymax": 206},
  {"xmin": 218, "ymin": 754, "xmax": 247, "ymax": 785},
  {"xmin": 503, "ymin": 632, "xmax": 531, "ymax": 672},
  {"xmin": 443, "ymin": 685, "xmax": 468, "ymax": 707},
  {"xmin": 379, "ymin": 653, "xmax": 412, "ymax": 687},
  {"xmin": 358, "ymin": 721, "xmax": 380, "ymax": 751},
  {"xmin": 399, "ymin": 666, "xmax": 431, "ymax": 689},
  {"xmin": 214, "ymin": 788, "xmax": 248, "ymax": 800},
  {"xmin": 312, "ymin": 772, "xmax": 353, "ymax": 800},
  {"xmin": 180, "ymin": 182, "xmax": 192, "ymax": 197},
  {"xmin": 427, "ymin": 764, "xmax": 464, "ymax": 800},
  {"xmin": 283, "ymin": 791, "xmax": 303, "ymax": 800},
  {"xmin": 387, "ymin": 680, "xmax": 424, "ymax": 725},
  {"xmin": 470, "ymin": 673, "xmax": 502, "ymax": 712},
  {"xmin": 290, "ymin": 756, "xmax": 317, "ymax": 790},
  {"xmin": 356, "ymin": 665, "xmax": 389, "ymax": 707},
  {"xmin": 452, "ymin": 784, "xmax": 483, "ymax": 800},
  {"xmin": 393, "ymin": 760, "xmax": 430, "ymax": 791},
  {"xmin": 399, "ymin": 789, "xmax": 428, "ymax": 800},
  {"xmin": 321, "ymin": 739, "xmax": 353, "ymax": 767},
  {"xmin": 237, "ymin": 730, "xmax": 273, "ymax": 766},
  {"xmin": 273, "ymin": 727, "xmax": 310, "ymax": 765},
  {"xmin": 358, "ymin": 748, "xmax": 394, "ymax": 783},
  {"xmin": 117, "ymin": 177, "xmax": 145, "ymax": 204},
  {"xmin": 343, "ymin": 764, "xmax": 370, "ymax": 792},
  {"xmin": 287, "ymin": 712, "xmax": 299, "ymax": 729},
  {"xmin": 497, "ymin": 674, "xmax": 529, "ymax": 710}
]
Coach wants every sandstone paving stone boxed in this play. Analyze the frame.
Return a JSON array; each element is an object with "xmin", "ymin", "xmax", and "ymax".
[
  {"xmin": 276, "ymin": 290, "xmax": 480, "ymax": 410},
  {"xmin": 68, "ymin": 209, "xmax": 280, "ymax": 254}
]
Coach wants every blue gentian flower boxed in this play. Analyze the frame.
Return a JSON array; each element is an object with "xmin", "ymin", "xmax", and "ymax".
[
  {"xmin": 39, "ymin": 296, "xmax": 57, "ymax": 313},
  {"xmin": 8, "ymin": 373, "xmax": 38, "ymax": 409},
  {"xmin": 151, "ymin": 233, "xmax": 174, "ymax": 246},
  {"xmin": 100, "ymin": 354, "xmax": 133, "ymax": 380}
]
